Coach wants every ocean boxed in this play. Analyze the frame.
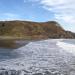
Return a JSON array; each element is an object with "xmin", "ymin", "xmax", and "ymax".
[
  {"xmin": 0, "ymin": 39, "xmax": 75, "ymax": 75},
  {"xmin": 62, "ymin": 39, "xmax": 75, "ymax": 44}
]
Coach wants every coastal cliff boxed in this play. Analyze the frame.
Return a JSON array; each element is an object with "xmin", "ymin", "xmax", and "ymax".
[{"xmin": 0, "ymin": 21, "xmax": 75, "ymax": 39}]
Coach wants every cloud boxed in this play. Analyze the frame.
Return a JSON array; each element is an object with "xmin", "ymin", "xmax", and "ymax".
[
  {"xmin": 27, "ymin": 0, "xmax": 40, "ymax": 2},
  {"xmin": 28, "ymin": 0, "xmax": 75, "ymax": 32},
  {"xmin": 43, "ymin": 0, "xmax": 75, "ymax": 25},
  {"xmin": 55, "ymin": 14, "xmax": 75, "ymax": 24},
  {"xmin": 0, "ymin": 13, "xmax": 20, "ymax": 21},
  {"xmin": 24, "ymin": 0, "xmax": 40, "ymax": 3},
  {"xmin": 39, "ymin": 0, "xmax": 75, "ymax": 14},
  {"xmin": 4, "ymin": 13, "xmax": 18, "ymax": 17},
  {"xmin": 41, "ymin": 0, "xmax": 66, "ymax": 6},
  {"xmin": 24, "ymin": 0, "xmax": 27, "ymax": 3},
  {"xmin": 28, "ymin": 0, "xmax": 75, "ymax": 21}
]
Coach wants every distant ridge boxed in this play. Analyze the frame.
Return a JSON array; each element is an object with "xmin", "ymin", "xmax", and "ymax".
[{"xmin": 0, "ymin": 20, "xmax": 75, "ymax": 39}]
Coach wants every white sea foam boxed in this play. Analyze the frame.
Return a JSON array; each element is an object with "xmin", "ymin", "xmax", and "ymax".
[
  {"xmin": 57, "ymin": 40, "xmax": 75, "ymax": 54},
  {"xmin": 0, "ymin": 39, "xmax": 75, "ymax": 75}
]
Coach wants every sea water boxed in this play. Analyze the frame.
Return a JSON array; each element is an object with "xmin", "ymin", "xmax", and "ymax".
[
  {"xmin": 57, "ymin": 39, "xmax": 75, "ymax": 55},
  {"xmin": 0, "ymin": 39, "xmax": 75, "ymax": 75},
  {"xmin": 62, "ymin": 39, "xmax": 75, "ymax": 44}
]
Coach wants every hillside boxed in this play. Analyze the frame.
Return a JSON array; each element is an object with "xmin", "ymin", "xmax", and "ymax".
[{"xmin": 0, "ymin": 20, "xmax": 75, "ymax": 39}]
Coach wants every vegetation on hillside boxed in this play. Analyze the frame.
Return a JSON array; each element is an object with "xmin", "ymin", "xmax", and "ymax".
[{"xmin": 0, "ymin": 20, "xmax": 74, "ymax": 39}]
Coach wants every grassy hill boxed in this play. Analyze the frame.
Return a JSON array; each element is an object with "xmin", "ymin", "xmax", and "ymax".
[{"xmin": 0, "ymin": 20, "xmax": 74, "ymax": 39}]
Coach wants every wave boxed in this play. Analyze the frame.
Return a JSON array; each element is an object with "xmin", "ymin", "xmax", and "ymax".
[
  {"xmin": 57, "ymin": 40, "xmax": 75, "ymax": 54},
  {"xmin": 0, "ymin": 39, "xmax": 75, "ymax": 75}
]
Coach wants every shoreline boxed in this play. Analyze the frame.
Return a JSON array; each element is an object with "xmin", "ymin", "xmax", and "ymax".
[
  {"xmin": 0, "ymin": 36, "xmax": 75, "ymax": 40},
  {"xmin": 0, "ymin": 39, "xmax": 74, "ymax": 75}
]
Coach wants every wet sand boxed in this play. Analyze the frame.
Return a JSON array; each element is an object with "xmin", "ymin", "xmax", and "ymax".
[
  {"xmin": 0, "ymin": 37, "xmax": 45, "ymax": 49},
  {"xmin": 0, "ymin": 40, "xmax": 30, "ymax": 49}
]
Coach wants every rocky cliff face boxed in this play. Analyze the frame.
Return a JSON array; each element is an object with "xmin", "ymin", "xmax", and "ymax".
[{"xmin": 0, "ymin": 20, "xmax": 74, "ymax": 39}]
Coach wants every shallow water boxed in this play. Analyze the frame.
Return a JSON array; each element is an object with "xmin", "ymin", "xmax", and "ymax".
[
  {"xmin": 62, "ymin": 39, "xmax": 75, "ymax": 44},
  {"xmin": 0, "ymin": 39, "xmax": 75, "ymax": 75},
  {"xmin": 0, "ymin": 40, "xmax": 29, "ymax": 49},
  {"xmin": 0, "ymin": 40, "xmax": 29, "ymax": 61}
]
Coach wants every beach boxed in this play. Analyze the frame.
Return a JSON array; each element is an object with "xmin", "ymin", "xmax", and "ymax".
[{"xmin": 0, "ymin": 39, "xmax": 75, "ymax": 75}]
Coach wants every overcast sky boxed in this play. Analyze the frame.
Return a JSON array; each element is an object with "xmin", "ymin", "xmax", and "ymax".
[{"xmin": 0, "ymin": 0, "xmax": 75, "ymax": 32}]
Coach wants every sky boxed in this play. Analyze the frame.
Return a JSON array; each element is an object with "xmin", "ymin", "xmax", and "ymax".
[{"xmin": 0, "ymin": 0, "xmax": 75, "ymax": 32}]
